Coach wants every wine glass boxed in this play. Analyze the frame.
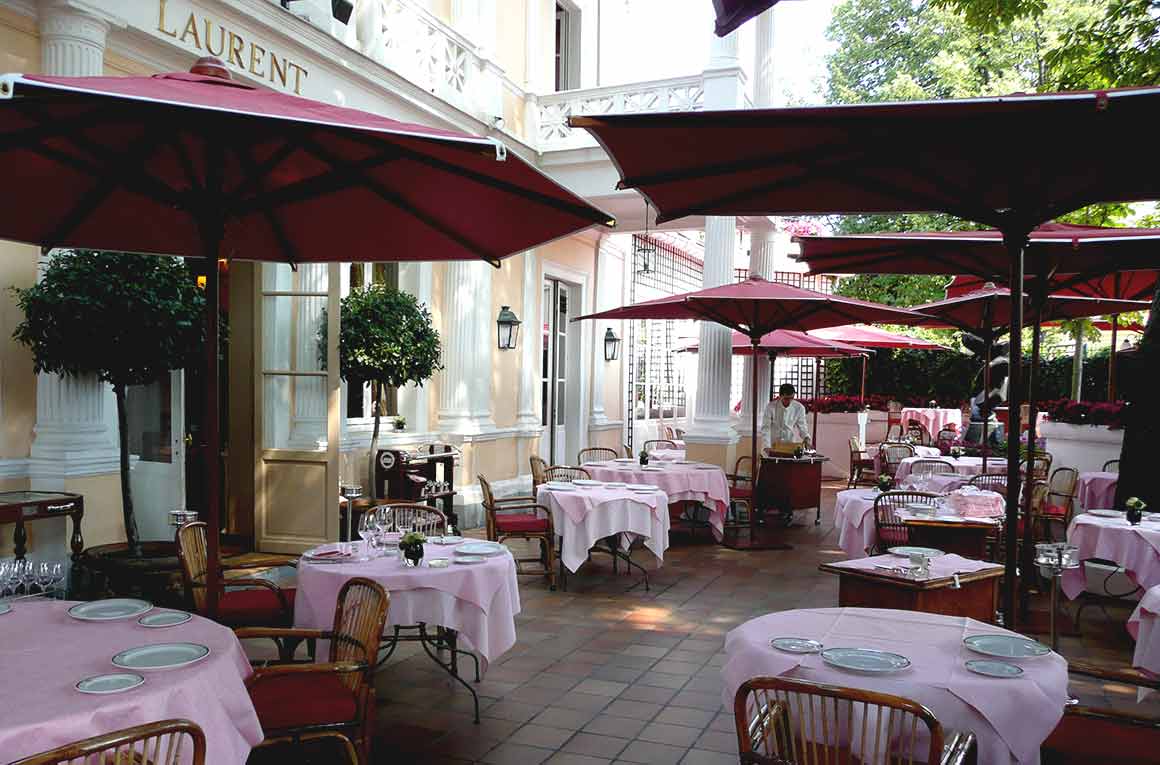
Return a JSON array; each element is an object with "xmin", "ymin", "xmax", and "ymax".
[
  {"xmin": 0, "ymin": 559, "xmax": 14, "ymax": 598},
  {"xmin": 35, "ymin": 561, "xmax": 53, "ymax": 594},
  {"xmin": 358, "ymin": 511, "xmax": 378, "ymax": 556}
]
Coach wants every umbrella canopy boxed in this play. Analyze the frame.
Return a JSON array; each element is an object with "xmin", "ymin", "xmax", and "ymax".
[
  {"xmin": 713, "ymin": 0, "xmax": 783, "ymax": 36},
  {"xmin": 795, "ymin": 223, "xmax": 1160, "ymax": 284},
  {"xmin": 570, "ymin": 89, "xmax": 1160, "ymax": 226},
  {"xmin": 912, "ymin": 284, "xmax": 1149, "ymax": 335},
  {"xmin": 945, "ymin": 271, "xmax": 1159, "ymax": 301},
  {"xmin": 681, "ymin": 328, "xmax": 871, "ymax": 356},
  {"xmin": 809, "ymin": 324, "xmax": 947, "ymax": 350},
  {"xmin": 0, "ymin": 64, "xmax": 613, "ymax": 266}
]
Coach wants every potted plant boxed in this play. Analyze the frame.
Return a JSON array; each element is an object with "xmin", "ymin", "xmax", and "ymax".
[
  {"xmin": 13, "ymin": 251, "xmax": 205, "ymax": 558},
  {"xmin": 1126, "ymin": 496, "xmax": 1147, "ymax": 526},
  {"xmin": 320, "ymin": 285, "xmax": 441, "ymax": 490},
  {"xmin": 639, "ymin": 449, "xmax": 650, "ymax": 466},
  {"xmin": 393, "ymin": 415, "xmax": 406, "ymax": 432},
  {"xmin": 398, "ymin": 531, "xmax": 427, "ymax": 566},
  {"xmin": 950, "ymin": 445, "xmax": 964, "ymax": 458},
  {"xmin": 876, "ymin": 474, "xmax": 894, "ymax": 493}
]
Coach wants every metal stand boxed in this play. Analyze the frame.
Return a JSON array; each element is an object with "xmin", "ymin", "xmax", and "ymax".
[
  {"xmin": 377, "ymin": 624, "xmax": 482, "ymax": 723},
  {"xmin": 1035, "ymin": 543, "xmax": 1079, "ymax": 652}
]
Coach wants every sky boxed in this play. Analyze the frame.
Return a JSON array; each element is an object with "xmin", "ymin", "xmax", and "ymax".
[{"xmin": 598, "ymin": 0, "xmax": 842, "ymax": 105}]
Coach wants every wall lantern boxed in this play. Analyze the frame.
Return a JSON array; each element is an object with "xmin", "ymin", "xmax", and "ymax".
[
  {"xmin": 496, "ymin": 305, "xmax": 521, "ymax": 350},
  {"xmin": 603, "ymin": 328, "xmax": 621, "ymax": 362}
]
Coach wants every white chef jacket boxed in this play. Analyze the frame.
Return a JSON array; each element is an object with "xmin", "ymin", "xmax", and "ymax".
[{"xmin": 762, "ymin": 399, "xmax": 810, "ymax": 447}]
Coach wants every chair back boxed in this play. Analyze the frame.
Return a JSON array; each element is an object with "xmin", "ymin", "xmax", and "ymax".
[
  {"xmin": 663, "ymin": 425, "xmax": 676, "ymax": 440},
  {"xmin": 885, "ymin": 423, "xmax": 903, "ymax": 441},
  {"xmin": 734, "ymin": 676, "xmax": 945, "ymax": 765},
  {"xmin": 530, "ymin": 455, "xmax": 548, "ymax": 491},
  {"xmin": 906, "ymin": 420, "xmax": 931, "ymax": 446},
  {"xmin": 1102, "ymin": 459, "xmax": 1120, "ymax": 473},
  {"xmin": 909, "ymin": 458, "xmax": 956, "ymax": 478},
  {"xmin": 175, "ymin": 521, "xmax": 210, "ymax": 614},
  {"xmin": 874, "ymin": 491, "xmax": 938, "ymax": 551},
  {"xmin": 879, "ymin": 442, "xmax": 916, "ymax": 475},
  {"xmin": 936, "ymin": 427, "xmax": 957, "ymax": 443},
  {"xmin": 1020, "ymin": 450, "xmax": 1053, "ymax": 481},
  {"xmin": 1047, "ymin": 467, "xmax": 1078, "ymax": 506},
  {"xmin": 11, "ymin": 719, "xmax": 207, "ymax": 765},
  {"xmin": 642, "ymin": 439, "xmax": 678, "ymax": 453},
  {"xmin": 381, "ymin": 503, "xmax": 446, "ymax": 535},
  {"xmin": 578, "ymin": 447, "xmax": 618, "ymax": 464},
  {"xmin": 544, "ymin": 465, "xmax": 592, "ymax": 483},
  {"xmin": 849, "ymin": 436, "xmax": 864, "ymax": 455},
  {"xmin": 478, "ymin": 474, "xmax": 499, "ymax": 540},
  {"xmin": 732, "ymin": 455, "xmax": 754, "ymax": 492},
  {"xmin": 328, "ymin": 577, "xmax": 390, "ymax": 692}
]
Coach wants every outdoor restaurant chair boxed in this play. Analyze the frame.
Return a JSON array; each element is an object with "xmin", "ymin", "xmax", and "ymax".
[
  {"xmin": 1042, "ymin": 467, "xmax": 1079, "ymax": 540},
  {"xmin": 906, "ymin": 420, "xmax": 932, "ymax": 446},
  {"xmin": 1102, "ymin": 459, "xmax": 1120, "ymax": 473},
  {"xmin": 642, "ymin": 439, "xmax": 678, "ymax": 453},
  {"xmin": 873, "ymin": 491, "xmax": 939, "ymax": 551},
  {"xmin": 578, "ymin": 447, "xmax": 618, "ymax": 464},
  {"xmin": 249, "ymin": 731, "xmax": 360, "ymax": 765},
  {"xmin": 910, "ymin": 458, "xmax": 956, "ymax": 478},
  {"xmin": 847, "ymin": 436, "xmax": 878, "ymax": 489},
  {"xmin": 544, "ymin": 465, "xmax": 592, "ymax": 482},
  {"xmin": 530, "ymin": 455, "xmax": 548, "ymax": 492},
  {"xmin": 478, "ymin": 474, "xmax": 556, "ymax": 590},
  {"xmin": 936, "ymin": 427, "xmax": 958, "ymax": 448},
  {"xmin": 238, "ymin": 577, "xmax": 389, "ymax": 765},
  {"xmin": 727, "ymin": 455, "xmax": 754, "ymax": 522},
  {"xmin": 887, "ymin": 399, "xmax": 903, "ymax": 431},
  {"xmin": 176, "ymin": 521, "xmax": 295, "ymax": 630},
  {"xmin": 11, "ymin": 719, "xmax": 207, "ymax": 765},
  {"xmin": 968, "ymin": 472, "xmax": 1008, "ymax": 494},
  {"xmin": 1041, "ymin": 661, "xmax": 1160, "ymax": 765},
  {"xmin": 1021, "ymin": 450, "xmax": 1054, "ymax": 481},
  {"xmin": 378, "ymin": 503, "xmax": 447, "ymax": 535},
  {"xmin": 733, "ymin": 676, "xmax": 975, "ymax": 765},
  {"xmin": 879, "ymin": 442, "xmax": 916, "ymax": 477}
]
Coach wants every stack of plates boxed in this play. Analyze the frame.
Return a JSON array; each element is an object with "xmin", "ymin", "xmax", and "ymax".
[
  {"xmin": 68, "ymin": 599, "xmax": 153, "ymax": 622},
  {"xmin": 544, "ymin": 481, "xmax": 576, "ymax": 491},
  {"xmin": 455, "ymin": 541, "xmax": 505, "ymax": 557}
]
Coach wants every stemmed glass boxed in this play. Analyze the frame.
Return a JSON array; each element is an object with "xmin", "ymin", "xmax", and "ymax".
[
  {"xmin": 0, "ymin": 559, "xmax": 14, "ymax": 598},
  {"xmin": 358, "ymin": 512, "xmax": 378, "ymax": 557}
]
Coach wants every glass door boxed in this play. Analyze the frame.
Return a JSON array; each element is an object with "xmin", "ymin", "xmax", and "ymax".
[
  {"xmin": 125, "ymin": 371, "xmax": 185, "ymax": 542},
  {"xmin": 540, "ymin": 279, "xmax": 571, "ymax": 463}
]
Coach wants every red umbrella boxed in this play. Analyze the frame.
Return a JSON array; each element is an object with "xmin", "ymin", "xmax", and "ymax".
[
  {"xmin": 810, "ymin": 324, "xmax": 949, "ymax": 400},
  {"xmin": 945, "ymin": 270, "xmax": 1158, "ymax": 302},
  {"xmin": 713, "ymin": 0, "xmax": 784, "ymax": 36},
  {"xmin": 681, "ymin": 328, "xmax": 871, "ymax": 357},
  {"xmin": 0, "ymin": 59, "xmax": 614, "ymax": 615}
]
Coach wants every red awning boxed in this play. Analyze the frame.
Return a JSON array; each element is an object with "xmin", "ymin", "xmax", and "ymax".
[
  {"xmin": 713, "ymin": 0, "xmax": 782, "ymax": 36},
  {"xmin": 944, "ymin": 269, "xmax": 1158, "ymax": 302},
  {"xmin": 912, "ymin": 283, "xmax": 1149, "ymax": 335},
  {"xmin": 681, "ymin": 328, "xmax": 871, "ymax": 356},
  {"xmin": 809, "ymin": 324, "xmax": 948, "ymax": 350}
]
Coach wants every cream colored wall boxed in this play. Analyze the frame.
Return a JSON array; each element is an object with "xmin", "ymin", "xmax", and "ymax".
[
  {"xmin": 0, "ymin": 241, "xmax": 39, "ymax": 460},
  {"xmin": 495, "ymin": 0, "xmax": 527, "ymax": 84},
  {"xmin": 0, "ymin": 6, "xmax": 37, "ymax": 72},
  {"xmin": 491, "ymin": 257, "xmax": 522, "ymax": 428},
  {"xmin": 539, "ymin": 235, "xmax": 596, "ymax": 278}
]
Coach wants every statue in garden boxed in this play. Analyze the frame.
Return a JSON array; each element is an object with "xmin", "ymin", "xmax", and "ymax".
[{"xmin": 960, "ymin": 332, "xmax": 1008, "ymax": 446}]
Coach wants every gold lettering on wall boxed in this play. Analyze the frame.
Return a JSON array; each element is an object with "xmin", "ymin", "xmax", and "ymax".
[{"xmin": 155, "ymin": 1, "xmax": 310, "ymax": 95}]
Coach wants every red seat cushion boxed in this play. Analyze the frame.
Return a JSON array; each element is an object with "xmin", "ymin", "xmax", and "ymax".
[
  {"xmin": 879, "ymin": 526, "xmax": 909, "ymax": 545},
  {"xmin": 217, "ymin": 586, "xmax": 294, "ymax": 627},
  {"xmin": 249, "ymin": 670, "xmax": 359, "ymax": 731},
  {"xmin": 1043, "ymin": 712, "xmax": 1160, "ymax": 764},
  {"xmin": 1044, "ymin": 503, "xmax": 1069, "ymax": 517},
  {"xmin": 496, "ymin": 513, "xmax": 549, "ymax": 533},
  {"xmin": 730, "ymin": 486, "xmax": 752, "ymax": 500}
]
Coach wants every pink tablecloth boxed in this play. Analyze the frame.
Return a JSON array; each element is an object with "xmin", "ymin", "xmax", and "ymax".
[
  {"xmin": 1076, "ymin": 471, "xmax": 1118, "ymax": 511},
  {"xmin": 584, "ymin": 460, "xmax": 730, "ymax": 539},
  {"xmin": 0, "ymin": 599, "xmax": 262, "ymax": 764},
  {"xmin": 873, "ymin": 445, "xmax": 941, "ymax": 474},
  {"xmin": 294, "ymin": 544, "xmax": 521, "ymax": 664},
  {"xmin": 647, "ymin": 449, "xmax": 687, "ymax": 462},
  {"xmin": 901, "ymin": 408, "xmax": 961, "ymax": 437},
  {"xmin": 537, "ymin": 484, "xmax": 670, "ymax": 573},
  {"xmin": 723, "ymin": 607, "xmax": 1068, "ymax": 765},
  {"xmin": 829, "ymin": 553, "xmax": 1002, "ymax": 581},
  {"xmin": 1063, "ymin": 514, "xmax": 1160, "ymax": 599},
  {"xmin": 895, "ymin": 455, "xmax": 985, "ymax": 483},
  {"xmin": 1128, "ymin": 585, "xmax": 1160, "ymax": 676},
  {"xmin": 834, "ymin": 489, "xmax": 879, "ymax": 558}
]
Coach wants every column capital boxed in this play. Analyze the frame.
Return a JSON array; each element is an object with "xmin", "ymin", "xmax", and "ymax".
[{"xmin": 37, "ymin": 0, "xmax": 116, "ymax": 78}]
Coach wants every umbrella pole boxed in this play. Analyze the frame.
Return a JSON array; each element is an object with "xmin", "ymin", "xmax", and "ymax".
[
  {"xmin": 1109, "ymin": 314, "xmax": 1119, "ymax": 401},
  {"xmin": 1002, "ymin": 229, "xmax": 1028, "ymax": 629},
  {"xmin": 982, "ymin": 334, "xmax": 991, "ymax": 474},
  {"xmin": 201, "ymin": 222, "xmax": 223, "ymax": 620},
  {"xmin": 812, "ymin": 358, "xmax": 820, "ymax": 442},
  {"xmin": 751, "ymin": 340, "xmax": 760, "ymax": 477},
  {"xmin": 860, "ymin": 355, "xmax": 867, "ymax": 402},
  {"xmin": 1020, "ymin": 296, "xmax": 1045, "ymax": 620}
]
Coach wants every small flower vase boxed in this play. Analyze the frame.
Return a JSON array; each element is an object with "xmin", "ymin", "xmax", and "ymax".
[
  {"xmin": 639, "ymin": 453, "xmax": 649, "ymax": 466},
  {"xmin": 400, "ymin": 542, "xmax": 424, "ymax": 567},
  {"xmin": 1127, "ymin": 506, "xmax": 1143, "ymax": 526}
]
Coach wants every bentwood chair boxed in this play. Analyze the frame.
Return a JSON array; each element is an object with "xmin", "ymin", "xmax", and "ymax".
[
  {"xmin": 1042, "ymin": 467, "xmax": 1079, "ymax": 540},
  {"xmin": 530, "ymin": 455, "xmax": 549, "ymax": 492},
  {"xmin": 1102, "ymin": 459, "xmax": 1120, "ymax": 473},
  {"xmin": 969, "ymin": 472, "xmax": 1008, "ymax": 494},
  {"xmin": 249, "ymin": 731, "xmax": 360, "ymax": 765},
  {"xmin": 378, "ymin": 503, "xmax": 446, "ymax": 535},
  {"xmin": 873, "ymin": 491, "xmax": 938, "ymax": 552},
  {"xmin": 937, "ymin": 426, "xmax": 958, "ymax": 445},
  {"xmin": 176, "ymin": 521, "xmax": 294, "ymax": 629},
  {"xmin": 578, "ymin": 447, "xmax": 618, "ymax": 464},
  {"xmin": 848, "ymin": 436, "xmax": 878, "ymax": 489},
  {"xmin": 906, "ymin": 420, "xmax": 932, "ymax": 446},
  {"xmin": 11, "ymin": 719, "xmax": 207, "ymax": 765},
  {"xmin": 544, "ymin": 465, "xmax": 592, "ymax": 482},
  {"xmin": 879, "ymin": 442, "xmax": 916, "ymax": 477},
  {"xmin": 1041, "ymin": 662, "xmax": 1160, "ymax": 765},
  {"xmin": 1020, "ymin": 450, "xmax": 1053, "ymax": 481},
  {"xmin": 478, "ymin": 474, "xmax": 556, "ymax": 590},
  {"xmin": 238, "ymin": 577, "xmax": 390, "ymax": 765},
  {"xmin": 734, "ymin": 676, "xmax": 975, "ymax": 765},
  {"xmin": 909, "ymin": 458, "xmax": 956, "ymax": 478},
  {"xmin": 727, "ymin": 455, "xmax": 755, "ymax": 522},
  {"xmin": 641, "ymin": 439, "xmax": 678, "ymax": 453}
]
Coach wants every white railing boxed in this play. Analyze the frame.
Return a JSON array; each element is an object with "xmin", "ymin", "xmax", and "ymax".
[{"xmin": 535, "ymin": 75, "xmax": 706, "ymax": 151}]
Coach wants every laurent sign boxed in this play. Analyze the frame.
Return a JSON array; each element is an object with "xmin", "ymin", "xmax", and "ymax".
[{"xmin": 156, "ymin": 0, "xmax": 309, "ymax": 94}]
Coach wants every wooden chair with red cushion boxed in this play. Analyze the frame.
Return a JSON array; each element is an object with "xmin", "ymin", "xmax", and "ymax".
[
  {"xmin": 176, "ymin": 521, "xmax": 294, "ymax": 629},
  {"xmin": 1041, "ymin": 661, "xmax": 1160, "ymax": 765},
  {"xmin": 727, "ymin": 455, "xmax": 754, "ymax": 522},
  {"xmin": 873, "ymin": 491, "xmax": 938, "ymax": 552},
  {"xmin": 1042, "ymin": 467, "xmax": 1079, "ymax": 541},
  {"xmin": 478, "ymin": 474, "xmax": 556, "ymax": 590},
  {"xmin": 238, "ymin": 577, "xmax": 390, "ymax": 765},
  {"xmin": 11, "ymin": 719, "xmax": 206, "ymax": 765},
  {"xmin": 848, "ymin": 436, "xmax": 878, "ymax": 489}
]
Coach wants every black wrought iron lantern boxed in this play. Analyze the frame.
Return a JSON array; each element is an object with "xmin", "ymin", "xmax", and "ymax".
[
  {"xmin": 604, "ymin": 327, "xmax": 621, "ymax": 361},
  {"xmin": 496, "ymin": 305, "xmax": 521, "ymax": 350}
]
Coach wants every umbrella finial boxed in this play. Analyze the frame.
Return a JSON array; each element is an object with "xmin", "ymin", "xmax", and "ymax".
[{"xmin": 191, "ymin": 56, "xmax": 230, "ymax": 80}]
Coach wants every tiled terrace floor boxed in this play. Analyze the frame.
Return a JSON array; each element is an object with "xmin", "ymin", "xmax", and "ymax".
[{"xmin": 254, "ymin": 480, "xmax": 1156, "ymax": 764}]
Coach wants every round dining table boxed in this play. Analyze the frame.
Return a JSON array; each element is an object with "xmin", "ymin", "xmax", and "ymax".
[
  {"xmin": 1063, "ymin": 511, "xmax": 1160, "ymax": 599},
  {"xmin": 1076, "ymin": 471, "xmax": 1119, "ymax": 512},
  {"xmin": 582, "ymin": 458, "xmax": 730, "ymax": 540},
  {"xmin": 0, "ymin": 599, "xmax": 262, "ymax": 764},
  {"xmin": 895, "ymin": 455, "xmax": 986, "ymax": 483},
  {"xmin": 536, "ymin": 482, "xmax": 670, "ymax": 574},
  {"xmin": 901, "ymin": 407, "xmax": 962, "ymax": 437},
  {"xmin": 1128, "ymin": 585, "xmax": 1160, "ymax": 676},
  {"xmin": 723, "ymin": 607, "xmax": 1068, "ymax": 765},
  {"xmin": 833, "ymin": 488, "xmax": 1002, "ymax": 559}
]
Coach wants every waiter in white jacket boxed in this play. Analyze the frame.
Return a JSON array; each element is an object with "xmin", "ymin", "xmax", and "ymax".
[{"xmin": 763, "ymin": 383, "xmax": 811, "ymax": 451}]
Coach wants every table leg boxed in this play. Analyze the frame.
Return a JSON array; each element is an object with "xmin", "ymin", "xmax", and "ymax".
[
  {"xmin": 69, "ymin": 505, "xmax": 85, "ymax": 561},
  {"xmin": 14, "ymin": 518, "xmax": 26, "ymax": 560}
]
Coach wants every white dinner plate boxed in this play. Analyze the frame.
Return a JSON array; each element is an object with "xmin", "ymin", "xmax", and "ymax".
[
  {"xmin": 641, "ymin": 466, "xmax": 663, "ymax": 471},
  {"xmin": 573, "ymin": 479, "xmax": 602, "ymax": 487},
  {"xmin": 76, "ymin": 672, "xmax": 145, "ymax": 695},
  {"xmin": 631, "ymin": 488, "xmax": 657, "ymax": 494},
  {"xmin": 0, "ymin": 602, "xmax": 11, "ymax": 616},
  {"xmin": 626, "ymin": 484, "xmax": 655, "ymax": 491},
  {"xmin": 544, "ymin": 482, "xmax": 576, "ymax": 491},
  {"xmin": 613, "ymin": 458, "xmax": 636, "ymax": 463},
  {"xmin": 676, "ymin": 460, "xmax": 698, "ymax": 465},
  {"xmin": 821, "ymin": 647, "xmax": 911, "ymax": 674},
  {"xmin": 455, "ymin": 541, "xmax": 505, "ymax": 556},
  {"xmin": 964, "ymin": 659, "xmax": 1024, "ymax": 678},
  {"xmin": 1088, "ymin": 509, "xmax": 1124, "ymax": 518},
  {"xmin": 606, "ymin": 482, "xmax": 627, "ymax": 488},
  {"xmin": 963, "ymin": 634, "xmax": 1050, "ymax": 659},
  {"xmin": 859, "ymin": 491, "xmax": 880, "ymax": 499},
  {"xmin": 888, "ymin": 546, "xmax": 944, "ymax": 558},
  {"xmin": 138, "ymin": 610, "xmax": 192, "ymax": 629},
  {"xmin": 769, "ymin": 637, "xmax": 822, "ymax": 654},
  {"xmin": 112, "ymin": 642, "xmax": 210, "ymax": 671},
  {"xmin": 454, "ymin": 555, "xmax": 486, "ymax": 565},
  {"xmin": 429, "ymin": 535, "xmax": 464, "ymax": 545},
  {"xmin": 68, "ymin": 599, "xmax": 153, "ymax": 622}
]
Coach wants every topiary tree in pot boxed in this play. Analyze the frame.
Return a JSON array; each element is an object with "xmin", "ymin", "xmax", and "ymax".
[
  {"xmin": 320, "ymin": 284, "xmax": 441, "ymax": 490},
  {"xmin": 12, "ymin": 251, "xmax": 205, "ymax": 555}
]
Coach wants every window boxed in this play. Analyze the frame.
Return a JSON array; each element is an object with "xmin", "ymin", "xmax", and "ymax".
[
  {"xmin": 345, "ymin": 262, "xmax": 400, "ymax": 421},
  {"xmin": 554, "ymin": 2, "xmax": 580, "ymax": 91}
]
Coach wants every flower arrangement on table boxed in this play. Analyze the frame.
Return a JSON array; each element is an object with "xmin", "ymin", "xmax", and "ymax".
[
  {"xmin": 876, "ymin": 474, "xmax": 893, "ymax": 492},
  {"xmin": 639, "ymin": 449, "xmax": 650, "ymax": 466},
  {"xmin": 1126, "ymin": 496, "xmax": 1148, "ymax": 526},
  {"xmin": 949, "ymin": 445, "xmax": 964, "ymax": 458},
  {"xmin": 399, "ymin": 531, "xmax": 427, "ymax": 566}
]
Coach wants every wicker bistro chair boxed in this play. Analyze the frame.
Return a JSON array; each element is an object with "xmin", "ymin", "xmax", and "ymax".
[
  {"xmin": 879, "ymin": 442, "xmax": 916, "ymax": 478},
  {"xmin": 1041, "ymin": 467, "xmax": 1079, "ymax": 540},
  {"xmin": 936, "ymin": 427, "xmax": 958, "ymax": 444},
  {"xmin": 734, "ymin": 676, "xmax": 976, "ymax": 765},
  {"xmin": 908, "ymin": 458, "xmax": 957, "ymax": 479},
  {"xmin": 176, "ymin": 521, "xmax": 294, "ymax": 629},
  {"xmin": 1102, "ymin": 459, "xmax": 1120, "ymax": 473},
  {"xmin": 11, "ymin": 720, "xmax": 207, "ymax": 765},
  {"xmin": 873, "ymin": 491, "xmax": 939, "ymax": 553},
  {"xmin": 377, "ymin": 503, "xmax": 446, "ymax": 535},
  {"xmin": 478, "ymin": 474, "xmax": 556, "ymax": 590},
  {"xmin": 641, "ymin": 439, "xmax": 678, "ymax": 453},
  {"xmin": 544, "ymin": 465, "xmax": 592, "ymax": 482},
  {"xmin": 1020, "ymin": 450, "xmax": 1053, "ymax": 481},
  {"xmin": 727, "ymin": 455, "xmax": 755, "ymax": 523},
  {"xmin": 906, "ymin": 420, "xmax": 932, "ymax": 446},
  {"xmin": 577, "ymin": 447, "xmax": 618, "ymax": 464},
  {"xmin": 848, "ymin": 437, "xmax": 879, "ymax": 489},
  {"xmin": 530, "ymin": 455, "xmax": 549, "ymax": 492},
  {"xmin": 237, "ymin": 577, "xmax": 390, "ymax": 765},
  {"xmin": 968, "ymin": 472, "xmax": 1008, "ymax": 495}
]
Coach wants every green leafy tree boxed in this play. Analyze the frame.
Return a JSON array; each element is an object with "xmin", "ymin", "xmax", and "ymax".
[
  {"xmin": 12, "ymin": 251, "xmax": 205, "ymax": 554},
  {"xmin": 321, "ymin": 285, "xmax": 441, "ymax": 489}
]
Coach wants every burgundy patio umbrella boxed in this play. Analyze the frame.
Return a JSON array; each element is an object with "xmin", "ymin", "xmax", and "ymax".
[
  {"xmin": 713, "ymin": 0, "xmax": 784, "ymax": 36},
  {"xmin": 809, "ymin": 325, "xmax": 949, "ymax": 399},
  {"xmin": 0, "ymin": 59, "xmax": 614, "ymax": 615},
  {"xmin": 573, "ymin": 276, "xmax": 924, "ymax": 538}
]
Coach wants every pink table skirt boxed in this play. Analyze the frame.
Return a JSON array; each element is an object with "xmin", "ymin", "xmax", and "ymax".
[
  {"xmin": 648, "ymin": 449, "xmax": 687, "ymax": 462},
  {"xmin": 294, "ymin": 545, "xmax": 521, "ymax": 664},
  {"xmin": 829, "ymin": 553, "xmax": 1001, "ymax": 581},
  {"xmin": 537, "ymin": 485, "xmax": 670, "ymax": 573},
  {"xmin": 723, "ymin": 607, "xmax": 1068, "ymax": 765},
  {"xmin": 901, "ymin": 408, "xmax": 961, "ymax": 437},
  {"xmin": 1077, "ymin": 471, "xmax": 1118, "ymax": 511},
  {"xmin": 0, "ymin": 600, "xmax": 262, "ymax": 764},
  {"xmin": 584, "ymin": 460, "xmax": 729, "ymax": 539},
  {"xmin": 1128, "ymin": 585, "xmax": 1160, "ymax": 676},
  {"xmin": 834, "ymin": 489, "xmax": 878, "ymax": 558},
  {"xmin": 1063, "ymin": 514, "xmax": 1160, "ymax": 599}
]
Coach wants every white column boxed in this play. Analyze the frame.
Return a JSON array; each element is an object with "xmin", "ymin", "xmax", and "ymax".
[
  {"xmin": 437, "ymin": 261, "xmax": 496, "ymax": 435},
  {"xmin": 753, "ymin": 8, "xmax": 777, "ymax": 107},
  {"xmin": 738, "ymin": 225, "xmax": 777, "ymax": 430},
  {"xmin": 288, "ymin": 264, "xmax": 327, "ymax": 448},
  {"xmin": 516, "ymin": 251, "xmax": 541, "ymax": 431},
  {"xmin": 397, "ymin": 262, "xmax": 434, "ymax": 435},
  {"xmin": 30, "ymin": 1, "xmax": 120, "ymax": 489}
]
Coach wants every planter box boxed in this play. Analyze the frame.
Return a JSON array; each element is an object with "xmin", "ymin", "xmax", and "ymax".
[
  {"xmin": 814, "ymin": 411, "xmax": 890, "ymax": 480},
  {"xmin": 1039, "ymin": 421, "xmax": 1123, "ymax": 475}
]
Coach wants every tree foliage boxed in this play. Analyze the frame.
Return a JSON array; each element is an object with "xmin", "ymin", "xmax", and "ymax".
[{"xmin": 329, "ymin": 285, "xmax": 442, "ymax": 391}]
